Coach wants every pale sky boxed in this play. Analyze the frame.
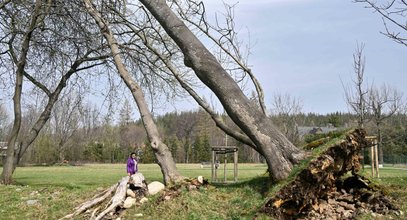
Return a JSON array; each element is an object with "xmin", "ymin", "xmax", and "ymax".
[
  {"xmin": 2, "ymin": 1, "xmax": 406, "ymax": 120},
  {"xmin": 196, "ymin": 0, "xmax": 407, "ymax": 114}
]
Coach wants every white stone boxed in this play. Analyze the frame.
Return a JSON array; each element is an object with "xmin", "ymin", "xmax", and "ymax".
[
  {"xmin": 126, "ymin": 189, "xmax": 136, "ymax": 198},
  {"xmin": 147, "ymin": 181, "xmax": 165, "ymax": 195},
  {"xmin": 130, "ymin": 173, "xmax": 145, "ymax": 187},
  {"xmin": 139, "ymin": 197, "xmax": 148, "ymax": 204},
  {"xmin": 123, "ymin": 197, "xmax": 137, "ymax": 209},
  {"xmin": 26, "ymin": 200, "xmax": 39, "ymax": 206},
  {"xmin": 197, "ymin": 176, "xmax": 204, "ymax": 184},
  {"xmin": 30, "ymin": 191, "xmax": 39, "ymax": 196}
]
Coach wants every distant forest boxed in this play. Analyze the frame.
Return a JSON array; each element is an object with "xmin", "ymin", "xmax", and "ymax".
[{"xmin": 1, "ymin": 106, "xmax": 405, "ymax": 166}]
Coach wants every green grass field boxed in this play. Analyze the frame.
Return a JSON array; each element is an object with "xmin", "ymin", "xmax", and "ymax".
[{"xmin": 0, "ymin": 163, "xmax": 406, "ymax": 219}]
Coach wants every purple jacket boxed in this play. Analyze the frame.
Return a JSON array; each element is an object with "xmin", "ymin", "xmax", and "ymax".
[{"xmin": 127, "ymin": 157, "xmax": 138, "ymax": 175}]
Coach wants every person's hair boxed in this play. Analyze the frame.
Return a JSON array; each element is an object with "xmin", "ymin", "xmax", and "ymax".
[{"xmin": 130, "ymin": 152, "xmax": 136, "ymax": 157}]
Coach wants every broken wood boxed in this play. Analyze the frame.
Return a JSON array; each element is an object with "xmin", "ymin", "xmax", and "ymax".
[
  {"xmin": 261, "ymin": 129, "xmax": 399, "ymax": 219},
  {"xmin": 61, "ymin": 176, "xmax": 136, "ymax": 220},
  {"xmin": 93, "ymin": 176, "xmax": 129, "ymax": 220},
  {"xmin": 60, "ymin": 184, "xmax": 117, "ymax": 219},
  {"xmin": 61, "ymin": 173, "xmax": 186, "ymax": 219}
]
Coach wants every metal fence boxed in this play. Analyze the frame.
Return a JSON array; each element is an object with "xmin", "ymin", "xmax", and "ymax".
[{"xmin": 383, "ymin": 154, "xmax": 407, "ymax": 165}]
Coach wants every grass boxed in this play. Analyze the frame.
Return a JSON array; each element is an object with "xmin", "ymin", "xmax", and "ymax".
[
  {"xmin": 0, "ymin": 163, "xmax": 406, "ymax": 219},
  {"xmin": 359, "ymin": 166, "xmax": 407, "ymax": 218},
  {"xmin": 0, "ymin": 163, "xmax": 269, "ymax": 219}
]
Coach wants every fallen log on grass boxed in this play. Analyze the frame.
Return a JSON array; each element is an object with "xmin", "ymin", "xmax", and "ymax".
[
  {"xmin": 261, "ymin": 129, "xmax": 400, "ymax": 219},
  {"xmin": 61, "ymin": 172, "xmax": 205, "ymax": 219},
  {"xmin": 60, "ymin": 173, "xmax": 209, "ymax": 219},
  {"xmin": 60, "ymin": 175, "xmax": 143, "ymax": 220},
  {"xmin": 92, "ymin": 176, "xmax": 129, "ymax": 220},
  {"xmin": 60, "ymin": 184, "xmax": 118, "ymax": 219}
]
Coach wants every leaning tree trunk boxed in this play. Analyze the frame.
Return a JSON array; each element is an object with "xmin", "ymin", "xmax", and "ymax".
[
  {"xmin": 84, "ymin": 0, "xmax": 184, "ymax": 185},
  {"xmin": 139, "ymin": 0, "xmax": 305, "ymax": 180},
  {"xmin": 1, "ymin": 0, "xmax": 42, "ymax": 184}
]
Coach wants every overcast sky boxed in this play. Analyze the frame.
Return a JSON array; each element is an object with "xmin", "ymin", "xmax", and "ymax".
[
  {"xmin": 2, "ymin": 1, "xmax": 406, "ymax": 119},
  {"xmin": 196, "ymin": 0, "xmax": 407, "ymax": 114}
]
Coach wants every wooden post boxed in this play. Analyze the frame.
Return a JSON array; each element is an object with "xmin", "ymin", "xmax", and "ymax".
[
  {"xmin": 211, "ymin": 150, "xmax": 215, "ymax": 182},
  {"xmin": 214, "ymin": 155, "xmax": 218, "ymax": 182},
  {"xmin": 223, "ymin": 154, "xmax": 227, "ymax": 182},
  {"xmin": 374, "ymin": 140, "xmax": 380, "ymax": 178},
  {"xmin": 234, "ymin": 150, "xmax": 238, "ymax": 182},
  {"xmin": 211, "ymin": 146, "xmax": 238, "ymax": 183},
  {"xmin": 371, "ymin": 145, "xmax": 375, "ymax": 177},
  {"xmin": 366, "ymin": 136, "xmax": 378, "ymax": 178}
]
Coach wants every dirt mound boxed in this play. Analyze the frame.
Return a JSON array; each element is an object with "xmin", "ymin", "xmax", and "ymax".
[{"xmin": 261, "ymin": 129, "xmax": 399, "ymax": 219}]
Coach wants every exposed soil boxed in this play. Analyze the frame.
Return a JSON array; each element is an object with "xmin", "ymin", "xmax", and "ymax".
[{"xmin": 261, "ymin": 129, "xmax": 400, "ymax": 219}]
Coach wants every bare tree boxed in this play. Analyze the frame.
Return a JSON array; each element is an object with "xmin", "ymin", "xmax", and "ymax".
[
  {"xmin": 368, "ymin": 84, "xmax": 404, "ymax": 164},
  {"xmin": 172, "ymin": 1, "xmax": 267, "ymax": 114},
  {"xmin": 1, "ymin": 0, "xmax": 108, "ymax": 183},
  {"xmin": 139, "ymin": 0, "xmax": 305, "ymax": 180},
  {"xmin": 0, "ymin": 0, "xmax": 43, "ymax": 184},
  {"xmin": 175, "ymin": 111, "xmax": 199, "ymax": 163},
  {"xmin": 117, "ymin": 14, "xmax": 256, "ymax": 148},
  {"xmin": 51, "ymin": 92, "xmax": 83, "ymax": 162},
  {"xmin": 355, "ymin": 0, "xmax": 407, "ymax": 47},
  {"xmin": 119, "ymin": 98, "xmax": 133, "ymax": 126},
  {"xmin": 83, "ymin": 0, "xmax": 184, "ymax": 185},
  {"xmin": 270, "ymin": 93, "xmax": 303, "ymax": 145},
  {"xmin": 342, "ymin": 43, "xmax": 369, "ymax": 129}
]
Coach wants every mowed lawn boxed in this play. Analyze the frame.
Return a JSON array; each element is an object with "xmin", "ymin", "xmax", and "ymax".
[
  {"xmin": 0, "ymin": 164, "xmax": 406, "ymax": 219},
  {"xmin": 0, "ymin": 163, "xmax": 268, "ymax": 219}
]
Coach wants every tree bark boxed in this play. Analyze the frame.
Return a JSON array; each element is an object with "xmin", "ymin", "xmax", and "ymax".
[
  {"xmin": 139, "ymin": 0, "xmax": 305, "ymax": 180},
  {"xmin": 84, "ymin": 0, "xmax": 184, "ymax": 185},
  {"xmin": 1, "ymin": 0, "xmax": 42, "ymax": 184},
  {"xmin": 60, "ymin": 184, "xmax": 117, "ymax": 219},
  {"xmin": 93, "ymin": 176, "xmax": 128, "ymax": 220}
]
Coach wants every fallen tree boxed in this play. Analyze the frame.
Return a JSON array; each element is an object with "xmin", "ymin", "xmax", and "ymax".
[
  {"xmin": 261, "ymin": 129, "xmax": 400, "ymax": 219},
  {"xmin": 60, "ymin": 129, "xmax": 400, "ymax": 219},
  {"xmin": 60, "ymin": 174, "xmax": 205, "ymax": 220}
]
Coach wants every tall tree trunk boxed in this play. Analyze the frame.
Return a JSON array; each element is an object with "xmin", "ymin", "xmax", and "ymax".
[
  {"xmin": 1, "ymin": 0, "xmax": 42, "ymax": 184},
  {"xmin": 10, "ymin": 52, "xmax": 104, "ymax": 174},
  {"xmin": 84, "ymin": 0, "xmax": 183, "ymax": 185},
  {"xmin": 139, "ymin": 0, "xmax": 305, "ymax": 180}
]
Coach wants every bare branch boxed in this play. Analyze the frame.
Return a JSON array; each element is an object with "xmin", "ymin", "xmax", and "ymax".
[
  {"xmin": 0, "ymin": 0, "xmax": 11, "ymax": 10},
  {"xmin": 342, "ymin": 42, "xmax": 369, "ymax": 128},
  {"xmin": 111, "ymin": 6, "xmax": 256, "ymax": 149},
  {"xmin": 355, "ymin": 0, "xmax": 407, "ymax": 47},
  {"xmin": 173, "ymin": 1, "xmax": 267, "ymax": 114}
]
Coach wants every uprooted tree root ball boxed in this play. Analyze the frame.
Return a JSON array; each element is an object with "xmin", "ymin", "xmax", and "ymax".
[{"xmin": 261, "ymin": 129, "xmax": 400, "ymax": 219}]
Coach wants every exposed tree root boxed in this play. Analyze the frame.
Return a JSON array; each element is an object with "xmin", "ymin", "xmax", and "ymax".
[{"xmin": 261, "ymin": 129, "xmax": 400, "ymax": 219}]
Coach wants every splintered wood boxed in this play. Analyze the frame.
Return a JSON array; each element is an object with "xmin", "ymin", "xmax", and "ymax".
[{"xmin": 262, "ymin": 129, "xmax": 400, "ymax": 219}]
